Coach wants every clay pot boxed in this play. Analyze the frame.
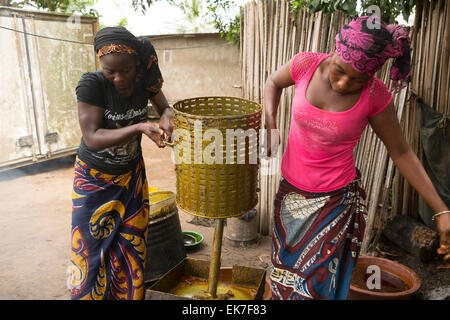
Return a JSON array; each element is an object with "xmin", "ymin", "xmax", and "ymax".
[
  {"xmin": 263, "ymin": 256, "xmax": 421, "ymax": 300},
  {"xmin": 347, "ymin": 255, "xmax": 421, "ymax": 300}
]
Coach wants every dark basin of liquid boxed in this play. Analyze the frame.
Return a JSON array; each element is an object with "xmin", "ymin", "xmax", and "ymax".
[{"xmin": 351, "ymin": 264, "xmax": 409, "ymax": 293}]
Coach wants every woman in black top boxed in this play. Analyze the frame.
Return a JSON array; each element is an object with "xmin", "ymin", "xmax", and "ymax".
[{"xmin": 69, "ymin": 27, "xmax": 171, "ymax": 300}]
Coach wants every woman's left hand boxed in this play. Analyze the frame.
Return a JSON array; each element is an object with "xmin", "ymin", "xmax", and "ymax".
[
  {"xmin": 436, "ymin": 212, "xmax": 450, "ymax": 261},
  {"xmin": 159, "ymin": 107, "xmax": 173, "ymax": 142}
]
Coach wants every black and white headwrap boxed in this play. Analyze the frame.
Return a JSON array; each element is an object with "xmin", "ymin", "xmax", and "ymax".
[{"xmin": 94, "ymin": 27, "xmax": 163, "ymax": 93}]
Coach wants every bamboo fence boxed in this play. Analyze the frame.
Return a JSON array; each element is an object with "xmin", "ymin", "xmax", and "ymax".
[
  {"xmin": 238, "ymin": 0, "xmax": 448, "ymax": 254},
  {"xmin": 391, "ymin": 0, "xmax": 450, "ymax": 222}
]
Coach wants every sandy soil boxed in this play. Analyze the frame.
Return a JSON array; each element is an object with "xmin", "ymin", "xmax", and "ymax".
[{"xmin": 0, "ymin": 134, "xmax": 447, "ymax": 300}]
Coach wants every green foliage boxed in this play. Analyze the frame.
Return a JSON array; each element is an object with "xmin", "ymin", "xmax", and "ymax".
[
  {"xmin": 290, "ymin": 0, "xmax": 358, "ymax": 17},
  {"xmin": 130, "ymin": 0, "xmax": 160, "ymax": 14},
  {"xmin": 4, "ymin": 0, "xmax": 417, "ymax": 45},
  {"xmin": 289, "ymin": 0, "xmax": 416, "ymax": 24},
  {"xmin": 98, "ymin": 16, "xmax": 128, "ymax": 30},
  {"xmin": 130, "ymin": 0, "xmax": 241, "ymax": 44},
  {"xmin": 117, "ymin": 17, "xmax": 128, "ymax": 27},
  {"xmin": 177, "ymin": 0, "xmax": 200, "ymax": 17},
  {"xmin": 163, "ymin": 0, "xmax": 216, "ymax": 33},
  {"xmin": 359, "ymin": 0, "xmax": 416, "ymax": 24},
  {"xmin": 203, "ymin": 0, "xmax": 238, "ymax": 32},
  {"xmin": 8, "ymin": 0, "xmax": 99, "ymax": 16},
  {"xmin": 224, "ymin": 14, "xmax": 241, "ymax": 46},
  {"xmin": 204, "ymin": 0, "xmax": 240, "ymax": 45}
]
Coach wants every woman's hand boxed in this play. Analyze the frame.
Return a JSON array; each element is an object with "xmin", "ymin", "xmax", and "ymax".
[
  {"xmin": 159, "ymin": 107, "xmax": 173, "ymax": 142},
  {"xmin": 139, "ymin": 122, "xmax": 165, "ymax": 148},
  {"xmin": 369, "ymin": 103, "xmax": 450, "ymax": 262},
  {"xmin": 149, "ymin": 91, "xmax": 172, "ymax": 142},
  {"xmin": 436, "ymin": 212, "xmax": 450, "ymax": 261}
]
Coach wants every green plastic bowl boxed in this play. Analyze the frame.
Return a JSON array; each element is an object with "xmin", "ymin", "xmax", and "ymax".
[{"xmin": 182, "ymin": 231, "xmax": 204, "ymax": 249}]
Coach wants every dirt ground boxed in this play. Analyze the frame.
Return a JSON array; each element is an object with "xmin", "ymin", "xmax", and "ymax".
[
  {"xmin": 375, "ymin": 237, "xmax": 450, "ymax": 300},
  {"xmin": 0, "ymin": 136, "xmax": 448, "ymax": 300},
  {"xmin": 0, "ymin": 137, "xmax": 272, "ymax": 300}
]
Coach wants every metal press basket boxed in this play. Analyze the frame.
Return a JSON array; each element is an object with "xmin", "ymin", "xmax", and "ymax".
[{"xmin": 171, "ymin": 96, "xmax": 262, "ymax": 219}]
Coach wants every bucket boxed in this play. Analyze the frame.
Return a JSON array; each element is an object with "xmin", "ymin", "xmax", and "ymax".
[
  {"xmin": 225, "ymin": 209, "xmax": 259, "ymax": 246},
  {"xmin": 171, "ymin": 96, "xmax": 262, "ymax": 219},
  {"xmin": 144, "ymin": 191, "xmax": 186, "ymax": 283}
]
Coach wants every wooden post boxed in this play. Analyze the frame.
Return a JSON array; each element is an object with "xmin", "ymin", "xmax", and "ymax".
[
  {"xmin": 383, "ymin": 215, "xmax": 440, "ymax": 262},
  {"xmin": 208, "ymin": 218, "xmax": 225, "ymax": 297}
]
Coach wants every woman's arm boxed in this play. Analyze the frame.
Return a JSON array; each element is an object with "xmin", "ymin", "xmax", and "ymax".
[
  {"xmin": 369, "ymin": 101, "xmax": 450, "ymax": 260},
  {"xmin": 78, "ymin": 101, "xmax": 165, "ymax": 150},
  {"xmin": 150, "ymin": 90, "xmax": 173, "ymax": 139},
  {"xmin": 264, "ymin": 60, "xmax": 294, "ymax": 156},
  {"xmin": 150, "ymin": 90, "xmax": 170, "ymax": 115}
]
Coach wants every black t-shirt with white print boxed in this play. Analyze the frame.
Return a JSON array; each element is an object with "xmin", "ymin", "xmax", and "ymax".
[{"xmin": 76, "ymin": 70, "xmax": 156, "ymax": 174}]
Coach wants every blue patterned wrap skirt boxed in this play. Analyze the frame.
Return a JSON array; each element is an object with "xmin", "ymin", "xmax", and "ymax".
[
  {"xmin": 270, "ymin": 175, "xmax": 368, "ymax": 300},
  {"xmin": 69, "ymin": 156, "xmax": 149, "ymax": 300}
]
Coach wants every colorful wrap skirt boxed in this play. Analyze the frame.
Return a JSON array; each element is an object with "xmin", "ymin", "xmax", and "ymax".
[
  {"xmin": 69, "ymin": 157, "xmax": 149, "ymax": 300},
  {"xmin": 270, "ymin": 175, "xmax": 368, "ymax": 300}
]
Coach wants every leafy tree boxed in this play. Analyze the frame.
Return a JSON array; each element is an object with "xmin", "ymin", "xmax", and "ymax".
[
  {"xmin": 359, "ymin": 0, "xmax": 415, "ymax": 24},
  {"xmin": 116, "ymin": 16, "xmax": 128, "ymax": 27},
  {"xmin": 6, "ymin": 1, "xmax": 414, "ymax": 45},
  {"xmin": 98, "ymin": 16, "xmax": 128, "ymax": 29},
  {"xmin": 203, "ymin": 0, "xmax": 240, "ymax": 44},
  {"xmin": 131, "ymin": 0, "xmax": 239, "ymax": 41},
  {"xmin": 289, "ymin": 0, "xmax": 358, "ymax": 17},
  {"xmin": 3, "ymin": 0, "xmax": 99, "ymax": 16},
  {"xmin": 290, "ymin": 0, "xmax": 416, "ymax": 24},
  {"xmin": 129, "ymin": 0, "xmax": 160, "ymax": 14},
  {"xmin": 165, "ymin": 0, "xmax": 215, "ymax": 33}
]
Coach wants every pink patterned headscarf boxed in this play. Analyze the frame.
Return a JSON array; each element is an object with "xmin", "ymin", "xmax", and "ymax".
[{"xmin": 335, "ymin": 16, "xmax": 412, "ymax": 92}]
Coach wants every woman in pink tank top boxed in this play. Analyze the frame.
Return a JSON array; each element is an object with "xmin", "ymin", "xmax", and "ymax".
[{"xmin": 265, "ymin": 16, "xmax": 449, "ymax": 300}]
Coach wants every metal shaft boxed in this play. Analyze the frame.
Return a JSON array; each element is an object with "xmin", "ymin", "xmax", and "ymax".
[{"xmin": 208, "ymin": 218, "xmax": 225, "ymax": 297}]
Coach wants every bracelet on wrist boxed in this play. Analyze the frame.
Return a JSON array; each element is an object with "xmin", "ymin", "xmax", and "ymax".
[{"xmin": 432, "ymin": 210, "xmax": 450, "ymax": 221}]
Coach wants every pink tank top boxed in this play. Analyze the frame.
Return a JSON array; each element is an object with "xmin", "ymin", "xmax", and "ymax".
[{"xmin": 281, "ymin": 52, "xmax": 392, "ymax": 192}]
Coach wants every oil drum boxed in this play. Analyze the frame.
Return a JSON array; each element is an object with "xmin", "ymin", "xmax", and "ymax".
[{"xmin": 144, "ymin": 191, "xmax": 186, "ymax": 283}]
